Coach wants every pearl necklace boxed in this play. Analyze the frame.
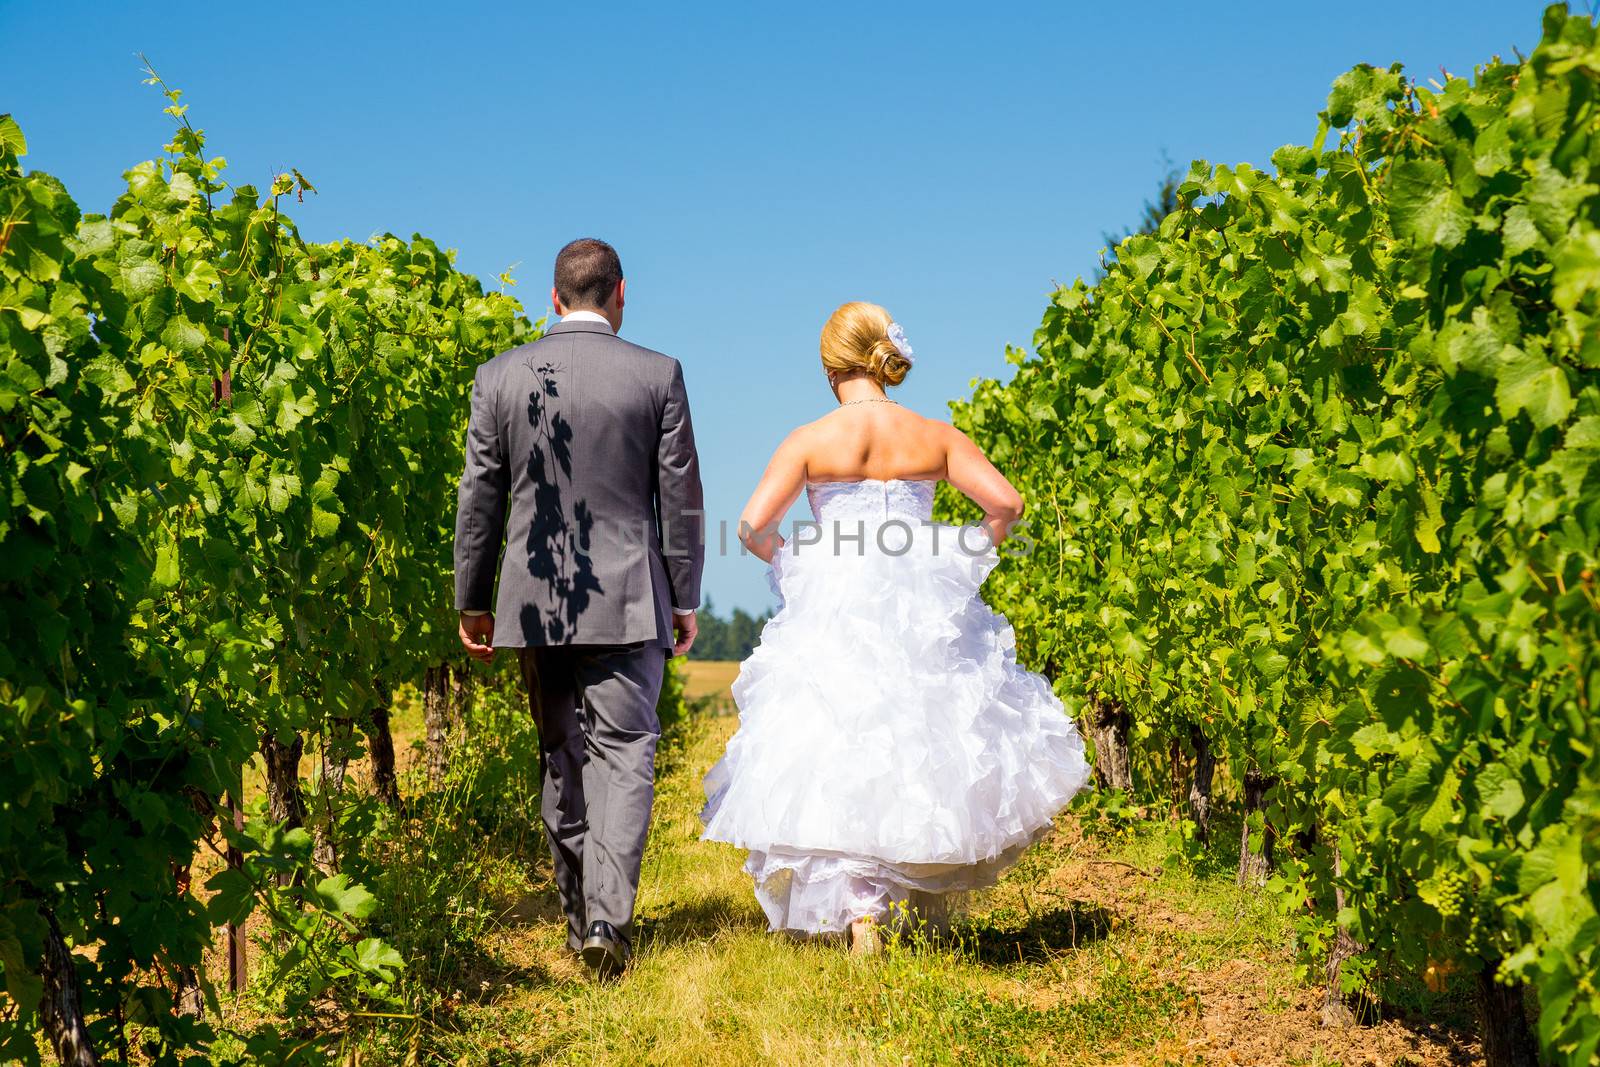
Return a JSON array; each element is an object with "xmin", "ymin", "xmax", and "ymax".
[{"xmin": 839, "ymin": 397, "xmax": 898, "ymax": 407}]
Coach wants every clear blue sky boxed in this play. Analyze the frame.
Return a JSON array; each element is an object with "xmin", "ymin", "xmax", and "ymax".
[{"xmin": 4, "ymin": 1, "xmax": 1543, "ymax": 614}]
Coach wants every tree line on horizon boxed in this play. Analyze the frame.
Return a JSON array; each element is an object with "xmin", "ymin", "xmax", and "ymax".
[{"xmin": 687, "ymin": 598, "xmax": 771, "ymax": 662}]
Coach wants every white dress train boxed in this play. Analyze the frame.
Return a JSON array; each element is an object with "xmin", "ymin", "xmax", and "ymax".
[{"xmin": 699, "ymin": 479, "xmax": 1091, "ymax": 934}]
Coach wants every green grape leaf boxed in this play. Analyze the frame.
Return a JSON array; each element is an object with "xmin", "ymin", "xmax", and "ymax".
[
  {"xmin": 1387, "ymin": 159, "xmax": 1470, "ymax": 249},
  {"xmin": 1477, "ymin": 763, "xmax": 1526, "ymax": 821},
  {"xmin": 0, "ymin": 114, "xmax": 27, "ymax": 156},
  {"xmin": 1419, "ymin": 777, "xmax": 1459, "ymax": 835},
  {"xmin": 314, "ymin": 874, "xmax": 377, "ymax": 920},
  {"xmin": 351, "ymin": 937, "xmax": 404, "ymax": 980},
  {"xmin": 1552, "ymin": 230, "xmax": 1600, "ymax": 311},
  {"xmin": 0, "ymin": 928, "xmax": 43, "ymax": 1014},
  {"xmin": 203, "ymin": 868, "xmax": 256, "ymax": 927},
  {"xmin": 1495, "ymin": 350, "xmax": 1574, "ymax": 429},
  {"xmin": 160, "ymin": 315, "xmax": 206, "ymax": 354},
  {"xmin": 152, "ymin": 541, "xmax": 180, "ymax": 590}
]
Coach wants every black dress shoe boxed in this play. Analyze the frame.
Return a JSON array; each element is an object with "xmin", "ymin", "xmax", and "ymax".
[{"xmin": 580, "ymin": 920, "xmax": 629, "ymax": 980}]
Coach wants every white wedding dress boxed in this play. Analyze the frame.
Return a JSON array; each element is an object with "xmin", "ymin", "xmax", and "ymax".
[{"xmin": 699, "ymin": 479, "xmax": 1091, "ymax": 934}]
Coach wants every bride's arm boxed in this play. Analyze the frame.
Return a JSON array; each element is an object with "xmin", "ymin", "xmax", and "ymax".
[
  {"xmin": 739, "ymin": 431, "xmax": 809, "ymax": 564},
  {"xmin": 943, "ymin": 426, "xmax": 1025, "ymax": 547}
]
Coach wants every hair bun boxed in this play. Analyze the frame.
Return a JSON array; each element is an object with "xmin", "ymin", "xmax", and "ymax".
[
  {"xmin": 819, "ymin": 301, "xmax": 914, "ymax": 388},
  {"xmin": 866, "ymin": 337, "xmax": 912, "ymax": 386}
]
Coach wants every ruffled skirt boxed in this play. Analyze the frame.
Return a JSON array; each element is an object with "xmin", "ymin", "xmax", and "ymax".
[{"xmin": 699, "ymin": 525, "xmax": 1091, "ymax": 933}]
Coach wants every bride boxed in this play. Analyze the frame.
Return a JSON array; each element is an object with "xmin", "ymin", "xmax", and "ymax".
[{"xmin": 699, "ymin": 301, "xmax": 1091, "ymax": 951}]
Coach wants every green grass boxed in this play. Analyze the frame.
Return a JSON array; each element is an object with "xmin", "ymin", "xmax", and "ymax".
[
  {"xmin": 372, "ymin": 716, "xmax": 1235, "ymax": 1063},
  {"xmin": 242, "ymin": 670, "xmax": 1475, "ymax": 1066}
]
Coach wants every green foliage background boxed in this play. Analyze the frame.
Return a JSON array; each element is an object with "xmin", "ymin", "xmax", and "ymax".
[
  {"xmin": 944, "ymin": 7, "xmax": 1599, "ymax": 1063},
  {"xmin": 0, "ymin": 72, "xmax": 539, "ymax": 1061}
]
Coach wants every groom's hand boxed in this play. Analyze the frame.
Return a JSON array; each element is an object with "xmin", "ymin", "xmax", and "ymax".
[
  {"xmin": 672, "ymin": 611, "xmax": 697, "ymax": 658},
  {"xmin": 459, "ymin": 612, "xmax": 495, "ymax": 663}
]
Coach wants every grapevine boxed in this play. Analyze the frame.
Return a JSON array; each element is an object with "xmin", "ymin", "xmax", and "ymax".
[
  {"xmin": 946, "ymin": 7, "xmax": 1600, "ymax": 1063},
  {"xmin": 0, "ymin": 69, "xmax": 536, "ymax": 1062}
]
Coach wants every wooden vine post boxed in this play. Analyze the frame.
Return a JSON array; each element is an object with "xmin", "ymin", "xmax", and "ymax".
[
  {"xmin": 38, "ymin": 906, "xmax": 97, "ymax": 1066},
  {"xmin": 226, "ymin": 792, "xmax": 247, "ymax": 993},
  {"xmin": 215, "ymin": 343, "xmax": 248, "ymax": 994},
  {"xmin": 368, "ymin": 678, "xmax": 400, "ymax": 809}
]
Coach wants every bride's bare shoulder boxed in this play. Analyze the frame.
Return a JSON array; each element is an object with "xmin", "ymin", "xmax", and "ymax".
[
  {"xmin": 762, "ymin": 416, "xmax": 830, "ymax": 469},
  {"xmin": 785, "ymin": 413, "xmax": 838, "ymax": 443},
  {"xmin": 909, "ymin": 409, "xmax": 969, "ymax": 445},
  {"xmin": 796, "ymin": 407, "xmax": 864, "ymax": 439}
]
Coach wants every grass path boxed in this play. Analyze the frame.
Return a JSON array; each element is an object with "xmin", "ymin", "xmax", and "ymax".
[{"xmin": 406, "ymin": 664, "xmax": 1480, "ymax": 1067}]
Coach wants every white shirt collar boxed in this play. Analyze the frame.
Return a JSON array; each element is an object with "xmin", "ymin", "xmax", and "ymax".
[{"xmin": 560, "ymin": 310, "xmax": 614, "ymax": 331}]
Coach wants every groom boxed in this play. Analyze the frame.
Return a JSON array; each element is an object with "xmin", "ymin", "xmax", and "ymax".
[{"xmin": 454, "ymin": 237, "xmax": 704, "ymax": 979}]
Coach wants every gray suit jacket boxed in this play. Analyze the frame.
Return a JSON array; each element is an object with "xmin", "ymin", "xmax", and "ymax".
[{"xmin": 454, "ymin": 319, "xmax": 705, "ymax": 648}]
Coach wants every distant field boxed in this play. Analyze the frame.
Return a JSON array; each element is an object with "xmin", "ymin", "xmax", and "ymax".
[{"xmin": 682, "ymin": 659, "xmax": 741, "ymax": 705}]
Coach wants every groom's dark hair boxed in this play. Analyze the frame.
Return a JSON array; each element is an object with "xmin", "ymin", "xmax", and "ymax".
[{"xmin": 554, "ymin": 238, "xmax": 624, "ymax": 310}]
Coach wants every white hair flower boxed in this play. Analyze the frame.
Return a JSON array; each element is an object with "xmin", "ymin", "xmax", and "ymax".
[{"xmin": 886, "ymin": 322, "xmax": 914, "ymax": 364}]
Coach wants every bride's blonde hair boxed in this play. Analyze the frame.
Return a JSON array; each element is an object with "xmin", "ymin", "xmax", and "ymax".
[{"xmin": 820, "ymin": 302, "xmax": 912, "ymax": 387}]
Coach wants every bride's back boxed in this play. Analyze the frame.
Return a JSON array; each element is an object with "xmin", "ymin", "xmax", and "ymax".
[
  {"xmin": 738, "ymin": 302, "xmax": 1023, "ymax": 556},
  {"xmin": 799, "ymin": 402, "xmax": 951, "ymax": 484}
]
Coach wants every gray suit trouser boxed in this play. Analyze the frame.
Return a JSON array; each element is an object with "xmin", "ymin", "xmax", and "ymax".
[{"xmin": 518, "ymin": 643, "xmax": 665, "ymax": 951}]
